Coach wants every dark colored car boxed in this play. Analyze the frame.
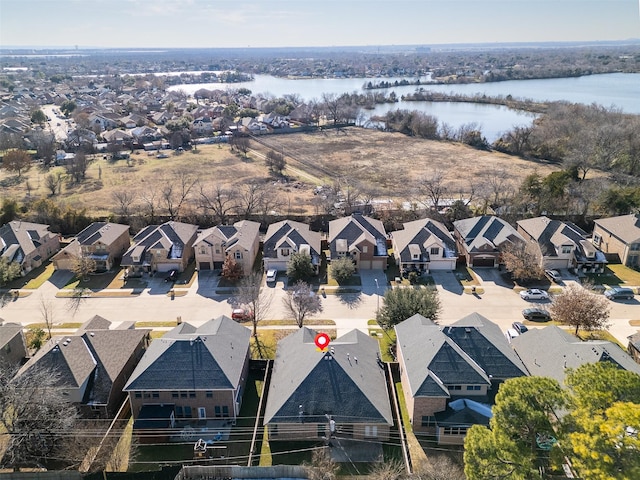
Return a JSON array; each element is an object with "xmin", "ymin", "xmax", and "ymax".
[
  {"xmin": 164, "ymin": 269, "xmax": 178, "ymax": 283},
  {"xmin": 512, "ymin": 321, "xmax": 529, "ymax": 334},
  {"xmin": 522, "ymin": 307, "xmax": 551, "ymax": 322},
  {"xmin": 604, "ymin": 286, "xmax": 634, "ymax": 300}
]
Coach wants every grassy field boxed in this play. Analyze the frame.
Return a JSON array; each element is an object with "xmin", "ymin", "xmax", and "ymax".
[{"xmin": 1, "ymin": 128, "xmax": 563, "ymax": 219}]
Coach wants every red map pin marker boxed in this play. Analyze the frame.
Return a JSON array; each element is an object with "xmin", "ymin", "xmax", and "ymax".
[{"xmin": 315, "ymin": 333, "xmax": 330, "ymax": 351}]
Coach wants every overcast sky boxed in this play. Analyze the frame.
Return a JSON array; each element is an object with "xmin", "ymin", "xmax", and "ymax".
[{"xmin": 1, "ymin": 0, "xmax": 639, "ymax": 49}]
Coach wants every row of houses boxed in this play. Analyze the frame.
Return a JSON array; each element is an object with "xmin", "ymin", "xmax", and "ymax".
[
  {"xmin": 5, "ymin": 212, "xmax": 640, "ymax": 280},
  {"xmin": 3, "ymin": 312, "xmax": 640, "ymax": 447}
]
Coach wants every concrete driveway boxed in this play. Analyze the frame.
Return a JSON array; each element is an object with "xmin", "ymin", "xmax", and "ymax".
[{"xmin": 431, "ymin": 270, "xmax": 463, "ymax": 295}]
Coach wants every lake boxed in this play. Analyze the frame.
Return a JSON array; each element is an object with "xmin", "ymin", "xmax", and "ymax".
[{"xmin": 169, "ymin": 73, "xmax": 639, "ymax": 142}]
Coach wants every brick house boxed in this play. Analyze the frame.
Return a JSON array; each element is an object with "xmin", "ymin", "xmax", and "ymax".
[
  {"xmin": 453, "ymin": 216, "xmax": 524, "ymax": 268},
  {"xmin": 0, "ymin": 220, "xmax": 60, "ymax": 275},
  {"xmin": 194, "ymin": 220, "xmax": 260, "ymax": 275},
  {"xmin": 592, "ymin": 214, "xmax": 640, "ymax": 267},
  {"xmin": 329, "ymin": 213, "xmax": 388, "ymax": 270}
]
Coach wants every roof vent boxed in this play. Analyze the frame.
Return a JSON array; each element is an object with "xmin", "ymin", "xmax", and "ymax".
[
  {"xmin": 90, "ymin": 332, "xmax": 95, "ymax": 337},
  {"xmin": 62, "ymin": 341, "xmax": 68, "ymax": 347}
]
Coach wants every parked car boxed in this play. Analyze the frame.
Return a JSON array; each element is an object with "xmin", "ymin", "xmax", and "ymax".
[
  {"xmin": 604, "ymin": 286, "xmax": 634, "ymax": 300},
  {"xmin": 505, "ymin": 328, "xmax": 520, "ymax": 341},
  {"xmin": 519, "ymin": 288, "xmax": 550, "ymax": 301},
  {"xmin": 545, "ymin": 269, "xmax": 562, "ymax": 283},
  {"xmin": 512, "ymin": 321, "xmax": 529, "ymax": 334},
  {"xmin": 164, "ymin": 269, "xmax": 178, "ymax": 283},
  {"xmin": 522, "ymin": 307, "xmax": 551, "ymax": 322},
  {"xmin": 231, "ymin": 308, "xmax": 253, "ymax": 321},
  {"xmin": 266, "ymin": 269, "xmax": 277, "ymax": 285},
  {"xmin": 156, "ymin": 153, "xmax": 169, "ymax": 159}
]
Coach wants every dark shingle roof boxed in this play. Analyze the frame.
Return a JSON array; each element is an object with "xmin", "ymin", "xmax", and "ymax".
[
  {"xmin": 264, "ymin": 328, "xmax": 392, "ymax": 425},
  {"xmin": 124, "ymin": 316, "xmax": 250, "ymax": 392}
]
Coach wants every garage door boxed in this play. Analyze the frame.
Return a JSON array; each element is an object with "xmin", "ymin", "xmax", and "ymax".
[
  {"xmin": 359, "ymin": 260, "xmax": 371, "ymax": 270},
  {"xmin": 473, "ymin": 257, "xmax": 495, "ymax": 267},
  {"xmin": 199, "ymin": 262, "xmax": 211, "ymax": 270},
  {"xmin": 371, "ymin": 259, "xmax": 386, "ymax": 270},
  {"xmin": 157, "ymin": 263, "xmax": 181, "ymax": 273}
]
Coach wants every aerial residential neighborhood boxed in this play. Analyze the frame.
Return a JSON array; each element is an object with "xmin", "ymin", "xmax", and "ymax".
[{"xmin": 0, "ymin": 11, "xmax": 639, "ymax": 477}]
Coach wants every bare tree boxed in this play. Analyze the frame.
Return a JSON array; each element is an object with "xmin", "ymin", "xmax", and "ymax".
[
  {"xmin": 38, "ymin": 294, "xmax": 55, "ymax": 340},
  {"xmin": 413, "ymin": 454, "xmax": 465, "ymax": 480},
  {"xmin": 44, "ymin": 172, "xmax": 63, "ymax": 196},
  {"xmin": 198, "ymin": 183, "xmax": 236, "ymax": 225},
  {"xmin": 283, "ymin": 280, "xmax": 323, "ymax": 328},
  {"xmin": 549, "ymin": 283, "xmax": 611, "ymax": 335},
  {"xmin": 419, "ymin": 169, "xmax": 449, "ymax": 212},
  {"xmin": 305, "ymin": 447, "xmax": 338, "ymax": 480},
  {"xmin": 140, "ymin": 187, "xmax": 160, "ymax": 223},
  {"xmin": 237, "ymin": 272, "xmax": 273, "ymax": 338},
  {"xmin": 0, "ymin": 361, "xmax": 78, "ymax": 470},
  {"xmin": 230, "ymin": 136, "xmax": 250, "ymax": 157},
  {"xmin": 500, "ymin": 240, "xmax": 544, "ymax": 283},
  {"xmin": 321, "ymin": 93, "xmax": 343, "ymax": 125},
  {"xmin": 72, "ymin": 257, "xmax": 97, "ymax": 282},
  {"xmin": 235, "ymin": 182, "xmax": 267, "ymax": 219},
  {"xmin": 160, "ymin": 169, "xmax": 197, "ymax": 220},
  {"xmin": 111, "ymin": 189, "xmax": 137, "ymax": 219},
  {"xmin": 31, "ymin": 130, "xmax": 57, "ymax": 167},
  {"xmin": 65, "ymin": 150, "xmax": 91, "ymax": 183}
]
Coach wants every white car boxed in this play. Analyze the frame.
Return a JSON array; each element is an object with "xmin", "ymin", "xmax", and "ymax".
[
  {"xmin": 266, "ymin": 269, "xmax": 277, "ymax": 285},
  {"xmin": 519, "ymin": 288, "xmax": 550, "ymax": 301}
]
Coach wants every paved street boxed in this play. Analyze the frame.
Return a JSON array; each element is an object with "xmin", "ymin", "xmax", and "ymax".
[{"xmin": 1, "ymin": 269, "xmax": 638, "ymax": 345}]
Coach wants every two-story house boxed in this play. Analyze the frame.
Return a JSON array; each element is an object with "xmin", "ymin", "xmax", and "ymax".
[
  {"xmin": 124, "ymin": 316, "xmax": 251, "ymax": 443},
  {"xmin": 121, "ymin": 221, "xmax": 198, "ymax": 276},
  {"xmin": 592, "ymin": 214, "xmax": 640, "ymax": 267},
  {"xmin": 453, "ymin": 216, "xmax": 524, "ymax": 268},
  {"xmin": 0, "ymin": 322, "xmax": 28, "ymax": 366},
  {"xmin": 264, "ymin": 328, "xmax": 393, "ymax": 442},
  {"xmin": 329, "ymin": 213, "xmax": 388, "ymax": 270},
  {"xmin": 0, "ymin": 220, "xmax": 60, "ymax": 275},
  {"xmin": 53, "ymin": 222, "xmax": 130, "ymax": 272},
  {"xmin": 17, "ymin": 318, "xmax": 150, "ymax": 418},
  {"xmin": 395, "ymin": 313, "xmax": 527, "ymax": 445},
  {"xmin": 263, "ymin": 220, "xmax": 322, "ymax": 274},
  {"xmin": 391, "ymin": 218, "xmax": 457, "ymax": 274},
  {"xmin": 194, "ymin": 220, "xmax": 260, "ymax": 275},
  {"xmin": 517, "ymin": 216, "xmax": 606, "ymax": 273}
]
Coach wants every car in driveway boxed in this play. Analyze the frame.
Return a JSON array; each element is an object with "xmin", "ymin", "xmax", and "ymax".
[
  {"xmin": 266, "ymin": 269, "xmax": 277, "ymax": 285},
  {"xmin": 519, "ymin": 288, "xmax": 550, "ymax": 301},
  {"xmin": 604, "ymin": 286, "xmax": 635, "ymax": 300},
  {"xmin": 545, "ymin": 269, "xmax": 562, "ymax": 283},
  {"xmin": 164, "ymin": 269, "xmax": 178, "ymax": 283},
  {"xmin": 522, "ymin": 307, "xmax": 551, "ymax": 322},
  {"xmin": 231, "ymin": 308, "xmax": 253, "ymax": 321},
  {"xmin": 512, "ymin": 321, "xmax": 529, "ymax": 334}
]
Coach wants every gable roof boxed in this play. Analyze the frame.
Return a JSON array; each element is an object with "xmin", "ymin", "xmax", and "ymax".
[
  {"xmin": 511, "ymin": 326, "xmax": 640, "ymax": 384},
  {"xmin": 454, "ymin": 216, "xmax": 523, "ymax": 252},
  {"xmin": 329, "ymin": 213, "xmax": 387, "ymax": 256},
  {"xmin": 0, "ymin": 220, "xmax": 55, "ymax": 263},
  {"xmin": 395, "ymin": 313, "xmax": 527, "ymax": 399},
  {"xmin": 194, "ymin": 220, "xmax": 260, "ymax": 254},
  {"xmin": 594, "ymin": 214, "xmax": 640, "ymax": 244},
  {"xmin": 263, "ymin": 220, "xmax": 321, "ymax": 260},
  {"xmin": 124, "ymin": 316, "xmax": 250, "ymax": 392},
  {"xmin": 264, "ymin": 328, "xmax": 392, "ymax": 425},
  {"xmin": 121, "ymin": 221, "xmax": 197, "ymax": 266},
  {"xmin": 392, "ymin": 218, "xmax": 457, "ymax": 263},
  {"xmin": 18, "ymin": 327, "xmax": 149, "ymax": 405},
  {"xmin": 76, "ymin": 222, "xmax": 129, "ymax": 247},
  {"xmin": 0, "ymin": 323, "xmax": 23, "ymax": 350}
]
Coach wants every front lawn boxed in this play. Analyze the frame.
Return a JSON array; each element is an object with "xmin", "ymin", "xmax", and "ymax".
[
  {"xmin": 5, "ymin": 262, "xmax": 55, "ymax": 289},
  {"xmin": 454, "ymin": 266, "xmax": 480, "ymax": 286},
  {"xmin": 583, "ymin": 264, "xmax": 640, "ymax": 287}
]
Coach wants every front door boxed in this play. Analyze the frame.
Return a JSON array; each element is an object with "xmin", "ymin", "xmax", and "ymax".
[{"xmin": 198, "ymin": 407, "xmax": 206, "ymax": 419}]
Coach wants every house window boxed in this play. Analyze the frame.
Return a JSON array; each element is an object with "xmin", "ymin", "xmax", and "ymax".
[
  {"xmin": 235, "ymin": 251, "xmax": 243, "ymax": 260},
  {"xmin": 593, "ymin": 234, "xmax": 602, "ymax": 247},
  {"xmin": 362, "ymin": 246, "xmax": 368, "ymax": 253},
  {"xmin": 631, "ymin": 243, "xmax": 640, "ymax": 251},
  {"xmin": 184, "ymin": 406, "xmax": 192, "ymax": 417},
  {"xmin": 222, "ymin": 406, "xmax": 229, "ymax": 417},
  {"xmin": 172, "ymin": 391, "xmax": 179, "ymax": 398},
  {"xmin": 189, "ymin": 391, "xmax": 196, "ymax": 398},
  {"xmin": 281, "ymin": 248, "xmax": 290, "ymax": 257},
  {"xmin": 175, "ymin": 406, "xmax": 183, "ymax": 417},
  {"xmin": 430, "ymin": 247, "xmax": 439, "ymax": 255},
  {"xmin": 317, "ymin": 424, "xmax": 325, "ymax": 437},
  {"xmin": 215, "ymin": 406, "xmax": 222, "ymax": 417},
  {"xmin": 180, "ymin": 392, "xmax": 187, "ymax": 398},
  {"xmin": 443, "ymin": 427, "xmax": 468, "ymax": 435},
  {"xmin": 134, "ymin": 392, "xmax": 142, "ymax": 398},
  {"xmin": 206, "ymin": 391, "xmax": 213, "ymax": 398},
  {"xmin": 152, "ymin": 391, "xmax": 159, "ymax": 398},
  {"xmin": 215, "ymin": 245, "xmax": 221, "ymax": 254},
  {"xmin": 450, "ymin": 385, "xmax": 462, "ymax": 391},
  {"xmin": 412, "ymin": 254, "xmax": 419, "ymax": 260},
  {"xmin": 143, "ymin": 392, "xmax": 151, "ymax": 399},
  {"xmin": 200, "ymin": 246, "xmax": 207, "ymax": 254},
  {"xmin": 561, "ymin": 246, "xmax": 572, "ymax": 254},
  {"xmin": 466, "ymin": 385, "xmax": 481, "ymax": 391},
  {"xmin": 364, "ymin": 426, "xmax": 378, "ymax": 437},
  {"xmin": 421, "ymin": 416, "xmax": 436, "ymax": 427}
]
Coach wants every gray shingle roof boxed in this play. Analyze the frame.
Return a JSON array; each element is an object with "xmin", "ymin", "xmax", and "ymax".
[
  {"xmin": 194, "ymin": 220, "xmax": 259, "ymax": 254},
  {"xmin": 122, "ymin": 221, "xmax": 197, "ymax": 266},
  {"xmin": 263, "ymin": 220, "xmax": 321, "ymax": 261},
  {"xmin": 511, "ymin": 326, "xmax": 640, "ymax": 384},
  {"xmin": 264, "ymin": 328, "xmax": 392, "ymax": 425},
  {"xmin": 124, "ymin": 316, "xmax": 250, "ymax": 392},
  {"xmin": 392, "ymin": 218, "xmax": 457, "ymax": 263},
  {"xmin": 76, "ymin": 222, "xmax": 129, "ymax": 247},
  {"xmin": 594, "ymin": 214, "xmax": 640, "ymax": 244},
  {"xmin": 0, "ymin": 220, "xmax": 55, "ymax": 261},
  {"xmin": 454, "ymin": 216, "xmax": 523, "ymax": 252},
  {"xmin": 329, "ymin": 214, "xmax": 387, "ymax": 258}
]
